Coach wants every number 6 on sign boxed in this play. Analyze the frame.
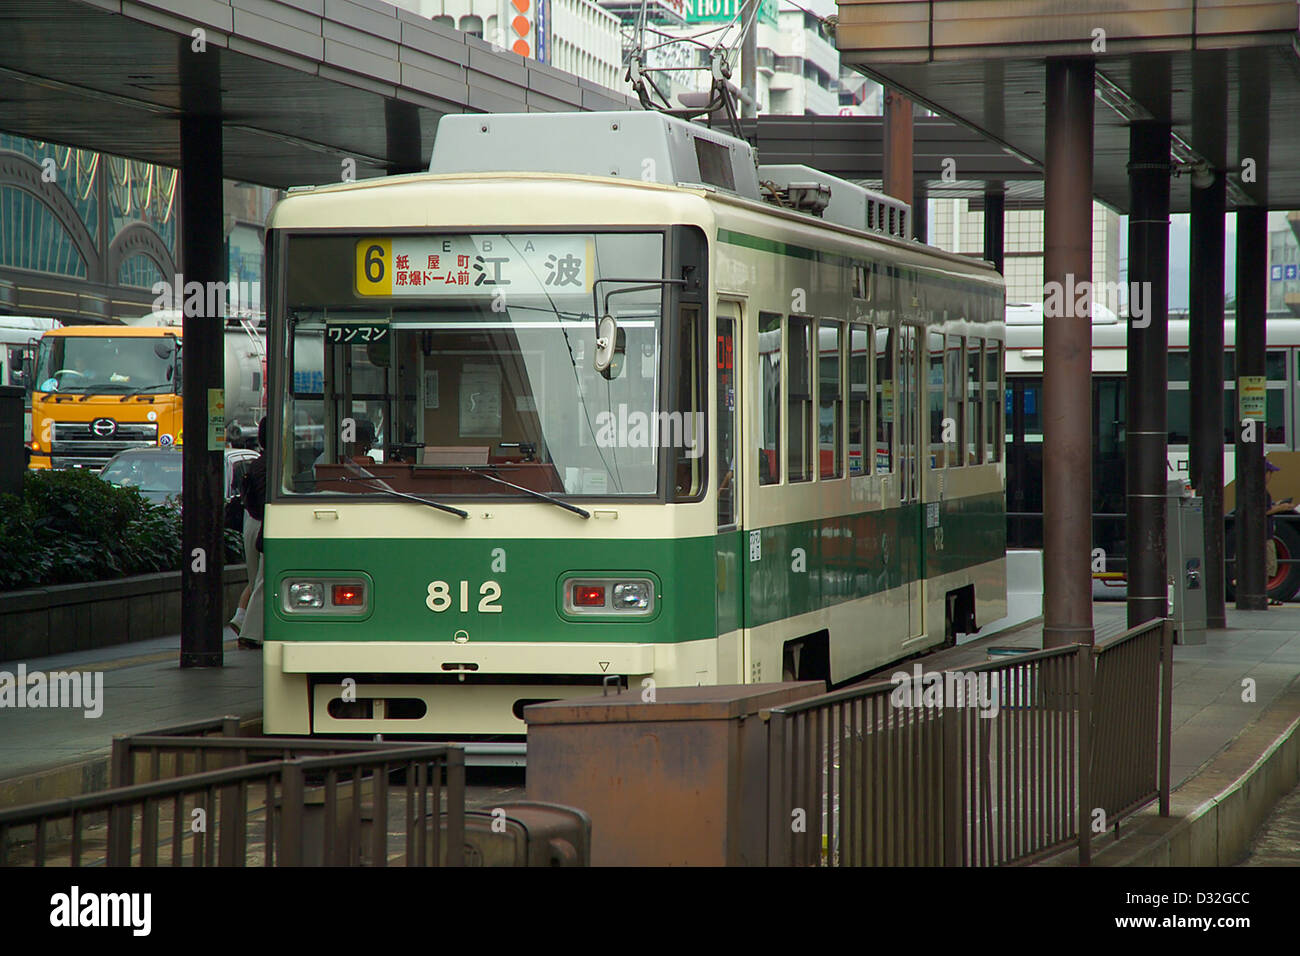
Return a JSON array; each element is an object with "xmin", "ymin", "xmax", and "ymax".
[
  {"xmin": 356, "ymin": 239, "xmax": 392, "ymax": 295},
  {"xmin": 426, "ymin": 580, "xmax": 502, "ymax": 613}
]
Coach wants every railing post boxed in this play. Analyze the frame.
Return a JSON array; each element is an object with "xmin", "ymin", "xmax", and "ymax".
[
  {"xmin": 221, "ymin": 715, "xmax": 242, "ymax": 738},
  {"xmin": 110, "ymin": 735, "xmax": 132, "ymax": 788},
  {"xmin": 280, "ymin": 761, "xmax": 304, "ymax": 867},
  {"xmin": 1159, "ymin": 618, "xmax": 1174, "ymax": 816},
  {"xmin": 108, "ymin": 736, "xmax": 133, "ymax": 866},
  {"xmin": 1077, "ymin": 643, "xmax": 1094, "ymax": 866},
  {"xmin": 766, "ymin": 710, "xmax": 789, "ymax": 867},
  {"xmin": 941, "ymin": 704, "xmax": 963, "ymax": 865},
  {"xmin": 444, "ymin": 749, "xmax": 465, "ymax": 867},
  {"xmin": 106, "ymin": 799, "xmax": 132, "ymax": 867}
]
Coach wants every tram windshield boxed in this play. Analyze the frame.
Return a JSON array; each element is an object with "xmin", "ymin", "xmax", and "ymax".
[{"xmin": 279, "ymin": 232, "xmax": 684, "ymax": 499}]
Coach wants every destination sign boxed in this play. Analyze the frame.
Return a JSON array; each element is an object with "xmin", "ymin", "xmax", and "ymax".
[{"xmin": 355, "ymin": 235, "xmax": 594, "ymax": 297}]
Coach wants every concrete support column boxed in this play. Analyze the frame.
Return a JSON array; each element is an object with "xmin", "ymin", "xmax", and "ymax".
[
  {"xmin": 384, "ymin": 99, "xmax": 423, "ymax": 175},
  {"xmin": 1042, "ymin": 57, "xmax": 1095, "ymax": 647},
  {"xmin": 1189, "ymin": 171, "xmax": 1227, "ymax": 627},
  {"xmin": 1125, "ymin": 122, "xmax": 1172, "ymax": 628},
  {"xmin": 911, "ymin": 179, "xmax": 928, "ymax": 243},
  {"xmin": 983, "ymin": 183, "xmax": 1005, "ymax": 273},
  {"xmin": 179, "ymin": 112, "xmax": 226, "ymax": 668},
  {"xmin": 882, "ymin": 89, "xmax": 914, "ymax": 207},
  {"xmin": 1235, "ymin": 207, "xmax": 1269, "ymax": 610}
]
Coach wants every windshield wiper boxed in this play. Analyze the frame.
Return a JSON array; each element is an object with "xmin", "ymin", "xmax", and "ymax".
[
  {"xmin": 331, "ymin": 462, "xmax": 467, "ymax": 518},
  {"xmin": 120, "ymin": 383, "xmax": 171, "ymax": 400},
  {"xmin": 445, "ymin": 466, "xmax": 591, "ymax": 519}
]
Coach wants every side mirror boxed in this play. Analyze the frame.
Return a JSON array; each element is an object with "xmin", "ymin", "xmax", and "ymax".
[
  {"xmin": 593, "ymin": 315, "xmax": 625, "ymax": 380},
  {"xmin": 154, "ymin": 341, "xmax": 174, "ymax": 360}
]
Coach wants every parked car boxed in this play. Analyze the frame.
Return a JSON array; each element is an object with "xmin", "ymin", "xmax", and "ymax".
[{"xmin": 98, "ymin": 447, "xmax": 258, "ymax": 528}]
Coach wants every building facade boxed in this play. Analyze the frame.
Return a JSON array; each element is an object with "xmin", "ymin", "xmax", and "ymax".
[
  {"xmin": 603, "ymin": 0, "xmax": 880, "ymax": 116},
  {"xmin": 1270, "ymin": 212, "xmax": 1300, "ymax": 316},
  {"xmin": 392, "ymin": 0, "xmax": 624, "ymax": 92},
  {"xmin": 0, "ymin": 134, "xmax": 277, "ymax": 324},
  {"xmin": 929, "ymin": 199, "xmax": 1122, "ymax": 310}
]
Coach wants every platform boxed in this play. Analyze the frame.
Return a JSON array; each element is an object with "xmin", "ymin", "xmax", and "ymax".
[{"xmin": 2, "ymin": 606, "xmax": 1298, "ymax": 868}]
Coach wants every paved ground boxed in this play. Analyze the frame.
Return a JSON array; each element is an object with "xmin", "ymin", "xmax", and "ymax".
[{"xmin": 0, "ymin": 631, "xmax": 261, "ymax": 780}]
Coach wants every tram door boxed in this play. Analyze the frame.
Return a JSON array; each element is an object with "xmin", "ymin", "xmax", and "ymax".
[
  {"xmin": 715, "ymin": 302, "xmax": 744, "ymax": 665},
  {"xmin": 898, "ymin": 325, "xmax": 925, "ymax": 643}
]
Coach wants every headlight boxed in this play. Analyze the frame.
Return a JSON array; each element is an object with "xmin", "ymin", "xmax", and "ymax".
[
  {"xmin": 564, "ymin": 577, "xmax": 656, "ymax": 616},
  {"xmin": 289, "ymin": 582, "xmax": 324, "ymax": 609},
  {"xmin": 613, "ymin": 582, "xmax": 650, "ymax": 609},
  {"xmin": 281, "ymin": 578, "xmax": 369, "ymax": 615}
]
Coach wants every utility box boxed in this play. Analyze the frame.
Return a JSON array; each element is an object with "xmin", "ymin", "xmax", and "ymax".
[
  {"xmin": 1167, "ymin": 479, "xmax": 1207, "ymax": 645},
  {"xmin": 0, "ymin": 386, "xmax": 24, "ymax": 497},
  {"xmin": 524, "ymin": 682, "xmax": 825, "ymax": 866}
]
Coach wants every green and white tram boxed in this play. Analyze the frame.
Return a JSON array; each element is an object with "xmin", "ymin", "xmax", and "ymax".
[{"xmin": 261, "ymin": 111, "xmax": 1007, "ymax": 748}]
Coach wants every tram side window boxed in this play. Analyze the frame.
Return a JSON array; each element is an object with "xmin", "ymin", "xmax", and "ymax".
[
  {"xmin": 758, "ymin": 311, "xmax": 782, "ymax": 485},
  {"xmin": 985, "ymin": 342, "xmax": 1002, "ymax": 463},
  {"xmin": 788, "ymin": 316, "xmax": 814, "ymax": 483},
  {"xmin": 966, "ymin": 338, "xmax": 983, "ymax": 465},
  {"xmin": 818, "ymin": 320, "xmax": 844, "ymax": 479},
  {"xmin": 928, "ymin": 331, "xmax": 945, "ymax": 467},
  {"xmin": 945, "ymin": 334, "xmax": 964, "ymax": 467},
  {"xmin": 672, "ymin": 306, "xmax": 705, "ymax": 500},
  {"xmin": 1266, "ymin": 388, "xmax": 1286, "ymax": 444},
  {"xmin": 848, "ymin": 323, "xmax": 870, "ymax": 476},
  {"xmin": 1267, "ymin": 350, "xmax": 1285, "ymax": 381},
  {"xmin": 1167, "ymin": 391, "xmax": 1190, "ymax": 444},
  {"xmin": 875, "ymin": 326, "xmax": 894, "ymax": 474},
  {"xmin": 717, "ymin": 316, "xmax": 736, "ymax": 526}
]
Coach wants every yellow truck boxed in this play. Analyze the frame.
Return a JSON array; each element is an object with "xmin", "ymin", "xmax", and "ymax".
[{"xmin": 28, "ymin": 313, "xmax": 266, "ymax": 470}]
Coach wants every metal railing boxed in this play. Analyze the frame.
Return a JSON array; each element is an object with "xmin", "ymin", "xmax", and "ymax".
[
  {"xmin": 766, "ymin": 618, "xmax": 1172, "ymax": 866},
  {"xmin": 1086, "ymin": 617, "xmax": 1173, "ymax": 850},
  {"xmin": 0, "ymin": 720, "xmax": 466, "ymax": 867}
]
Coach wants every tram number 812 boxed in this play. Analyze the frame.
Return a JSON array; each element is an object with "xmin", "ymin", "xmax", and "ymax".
[{"xmin": 426, "ymin": 580, "xmax": 504, "ymax": 613}]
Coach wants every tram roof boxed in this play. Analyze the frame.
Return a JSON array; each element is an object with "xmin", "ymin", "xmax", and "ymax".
[{"xmin": 272, "ymin": 168, "xmax": 1004, "ymax": 283}]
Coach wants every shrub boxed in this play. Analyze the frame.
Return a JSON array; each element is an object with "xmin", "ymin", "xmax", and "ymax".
[{"xmin": 0, "ymin": 469, "xmax": 245, "ymax": 591}]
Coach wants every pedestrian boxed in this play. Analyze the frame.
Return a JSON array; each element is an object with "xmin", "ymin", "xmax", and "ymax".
[
  {"xmin": 1265, "ymin": 460, "xmax": 1294, "ymax": 606},
  {"xmin": 238, "ymin": 417, "xmax": 268, "ymax": 648}
]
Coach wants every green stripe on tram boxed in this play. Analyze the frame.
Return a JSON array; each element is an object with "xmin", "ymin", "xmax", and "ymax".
[{"xmin": 264, "ymin": 492, "xmax": 1003, "ymax": 644}]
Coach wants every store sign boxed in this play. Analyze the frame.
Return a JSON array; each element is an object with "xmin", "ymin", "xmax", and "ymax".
[{"xmin": 681, "ymin": 0, "xmax": 777, "ymax": 25}]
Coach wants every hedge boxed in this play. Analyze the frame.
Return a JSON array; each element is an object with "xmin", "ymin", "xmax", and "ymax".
[{"xmin": 0, "ymin": 469, "xmax": 244, "ymax": 591}]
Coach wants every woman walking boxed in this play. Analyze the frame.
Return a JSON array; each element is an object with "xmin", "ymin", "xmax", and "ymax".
[{"xmin": 238, "ymin": 418, "xmax": 268, "ymax": 648}]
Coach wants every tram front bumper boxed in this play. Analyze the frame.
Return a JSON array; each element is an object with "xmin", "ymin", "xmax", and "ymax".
[{"xmin": 262, "ymin": 641, "xmax": 656, "ymax": 737}]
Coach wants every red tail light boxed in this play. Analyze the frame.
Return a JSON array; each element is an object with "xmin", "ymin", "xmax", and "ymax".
[
  {"xmin": 574, "ymin": 585, "xmax": 605, "ymax": 607},
  {"xmin": 332, "ymin": 584, "xmax": 365, "ymax": 606}
]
